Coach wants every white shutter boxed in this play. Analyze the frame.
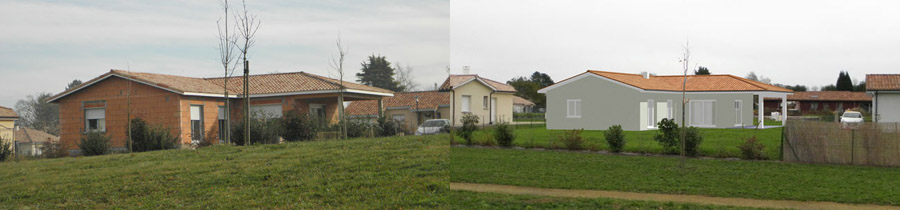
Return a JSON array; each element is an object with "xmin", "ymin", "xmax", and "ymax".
[
  {"xmin": 190, "ymin": 106, "xmax": 202, "ymax": 120},
  {"xmin": 461, "ymin": 96, "xmax": 471, "ymax": 112},
  {"xmin": 667, "ymin": 100, "xmax": 673, "ymax": 119},
  {"xmin": 704, "ymin": 101, "xmax": 714, "ymax": 125},
  {"xmin": 251, "ymin": 104, "xmax": 283, "ymax": 118},
  {"xmin": 218, "ymin": 107, "xmax": 226, "ymax": 120},
  {"xmin": 85, "ymin": 109, "xmax": 105, "ymax": 119}
]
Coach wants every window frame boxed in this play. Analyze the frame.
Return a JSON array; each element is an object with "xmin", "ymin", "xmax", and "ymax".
[
  {"xmin": 688, "ymin": 100, "xmax": 716, "ymax": 127},
  {"xmin": 190, "ymin": 105, "xmax": 204, "ymax": 144},
  {"xmin": 566, "ymin": 99, "xmax": 581, "ymax": 118},
  {"xmin": 647, "ymin": 99, "xmax": 656, "ymax": 128},
  {"xmin": 84, "ymin": 107, "xmax": 107, "ymax": 133},
  {"xmin": 461, "ymin": 95, "xmax": 472, "ymax": 113}
]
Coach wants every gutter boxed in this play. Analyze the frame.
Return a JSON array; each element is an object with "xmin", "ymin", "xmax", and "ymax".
[
  {"xmin": 489, "ymin": 90, "xmax": 495, "ymax": 124},
  {"xmin": 451, "ymin": 89, "xmax": 456, "ymax": 126}
]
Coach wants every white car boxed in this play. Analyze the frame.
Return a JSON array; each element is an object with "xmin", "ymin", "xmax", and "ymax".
[
  {"xmin": 840, "ymin": 111, "xmax": 863, "ymax": 128},
  {"xmin": 415, "ymin": 119, "xmax": 451, "ymax": 136}
]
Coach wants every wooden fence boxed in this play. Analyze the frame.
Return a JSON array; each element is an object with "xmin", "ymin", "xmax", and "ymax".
[{"xmin": 783, "ymin": 121, "xmax": 900, "ymax": 167}]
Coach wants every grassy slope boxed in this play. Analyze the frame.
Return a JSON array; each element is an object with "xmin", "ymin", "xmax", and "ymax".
[
  {"xmin": 487, "ymin": 126, "xmax": 782, "ymax": 159},
  {"xmin": 450, "ymin": 191, "xmax": 774, "ymax": 210},
  {"xmin": 451, "ymin": 147, "xmax": 900, "ymax": 205},
  {"xmin": 0, "ymin": 136, "xmax": 449, "ymax": 209}
]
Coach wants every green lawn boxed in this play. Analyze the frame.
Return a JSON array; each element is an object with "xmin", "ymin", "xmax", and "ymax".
[
  {"xmin": 450, "ymin": 191, "xmax": 773, "ymax": 210},
  {"xmin": 753, "ymin": 117, "xmax": 783, "ymax": 126},
  {"xmin": 0, "ymin": 136, "xmax": 449, "ymax": 209},
  {"xmin": 451, "ymin": 147, "xmax": 900, "ymax": 205},
  {"xmin": 478, "ymin": 126, "xmax": 783, "ymax": 159}
]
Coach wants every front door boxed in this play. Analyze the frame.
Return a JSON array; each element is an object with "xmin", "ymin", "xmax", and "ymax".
[{"xmin": 491, "ymin": 97, "xmax": 497, "ymax": 123}]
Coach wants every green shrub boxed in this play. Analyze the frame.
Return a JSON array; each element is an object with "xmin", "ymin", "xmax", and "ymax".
[
  {"xmin": 232, "ymin": 114, "xmax": 283, "ymax": 146},
  {"xmin": 459, "ymin": 114, "xmax": 480, "ymax": 145},
  {"xmin": 653, "ymin": 118, "xmax": 680, "ymax": 154},
  {"xmin": 126, "ymin": 118, "xmax": 178, "ymax": 152},
  {"xmin": 345, "ymin": 120, "xmax": 374, "ymax": 138},
  {"xmin": 0, "ymin": 137, "xmax": 11, "ymax": 161},
  {"xmin": 605, "ymin": 125, "xmax": 626, "ymax": 153},
  {"xmin": 558, "ymin": 129, "xmax": 584, "ymax": 150},
  {"xmin": 738, "ymin": 136, "xmax": 766, "ymax": 160},
  {"xmin": 41, "ymin": 140, "xmax": 68, "ymax": 158},
  {"xmin": 684, "ymin": 126, "xmax": 703, "ymax": 157},
  {"xmin": 282, "ymin": 111, "xmax": 319, "ymax": 141},
  {"xmin": 79, "ymin": 132, "xmax": 111, "ymax": 156},
  {"xmin": 376, "ymin": 115, "xmax": 401, "ymax": 137},
  {"xmin": 493, "ymin": 122, "xmax": 515, "ymax": 147}
]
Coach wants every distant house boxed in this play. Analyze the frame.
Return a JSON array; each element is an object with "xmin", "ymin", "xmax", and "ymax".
[
  {"xmin": 14, "ymin": 127, "xmax": 59, "ymax": 156},
  {"xmin": 48, "ymin": 70, "xmax": 392, "ymax": 156},
  {"xmin": 0, "ymin": 106, "xmax": 18, "ymax": 153},
  {"xmin": 345, "ymin": 91, "xmax": 450, "ymax": 130},
  {"xmin": 438, "ymin": 75, "xmax": 517, "ymax": 126},
  {"xmin": 512, "ymin": 96, "xmax": 535, "ymax": 113},
  {"xmin": 763, "ymin": 91, "xmax": 871, "ymax": 115},
  {"xmin": 867, "ymin": 74, "xmax": 900, "ymax": 122},
  {"xmin": 538, "ymin": 70, "xmax": 792, "ymax": 131}
]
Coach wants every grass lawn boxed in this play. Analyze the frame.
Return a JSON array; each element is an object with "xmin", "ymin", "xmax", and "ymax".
[
  {"xmin": 0, "ymin": 135, "xmax": 449, "ymax": 209},
  {"xmin": 450, "ymin": 191, "xmax": 773, "ymax": 210},
  {"xmin": 451, "ymin": 147, "xmax": 900, "ymax": 205},
  {"xmin": 477, "ymin": 126, "xmax": 782, "ymax": 159},
  {"xmin": 753, "ymin": 117, "xmax": 783, "ymax": 126}
]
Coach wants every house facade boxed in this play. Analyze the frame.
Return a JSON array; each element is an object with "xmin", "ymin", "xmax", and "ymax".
[
  {"xmin": 867, "ymin": 74, "xmax": 900, "ymax": 122},
  {"xmin": 14, "ymin": 127, "xmax": 59, "ymax": 156},
  {"xmin": 0, "ymin": 106, "xmax": 18, "ymax": 153},
  {"xmin": 48, "ymin": 70, "xmax": 392, "ymax": 156},
  {"xmin": 345, "ymin": 91, "xmax": 451, "ymax": 131},
  {"xmin": 538, "ymin": 71, "xmax": 792, "ymax": 131},
  {"xmin": 512, "ymin": 96, "xmax": 536, "ymax": 113},
  {"xmin": 762, "ymin": 91, "xmax": 871, "ymax": 115},
  {"xmin": 439, "ymin": 75, "xmax": 517, "ymax": 126}
]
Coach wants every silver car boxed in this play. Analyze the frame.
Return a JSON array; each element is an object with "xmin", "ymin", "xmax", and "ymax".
[
  {"xmin": 415, "ymin": 119, "xmax": 451, "ymax": 136},
  {"xmin": 840, "ymin": 111, "xmax": 863, "ymax": 129}
]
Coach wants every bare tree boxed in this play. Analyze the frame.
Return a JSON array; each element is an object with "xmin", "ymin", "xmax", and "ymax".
[
  {"xmin": 217, "ymin": 0, "xmax": 239, "ymax": 144},
  {"xmin": 14, "ymin": 93, "xmax": 59, "ymax": 135},
  {"xmin": 330, "ymin": 34, "xmax": 349, "ymax": 139},
  {"xmin": 678, "ymin": 43, "xmax": 690, "ymax": 168},
  {"xmin": 235, "ymin": 0, "xmax": 260, "ymax": 145},
  {"xmin": 395, "ymin": 63, "xmax": 419, "ymax": 92}
]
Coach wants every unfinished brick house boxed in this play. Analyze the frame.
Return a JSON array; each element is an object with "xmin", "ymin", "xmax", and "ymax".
[{"xmin": 48, "ymin": 70, "xmax": 393, "ymax": 156}]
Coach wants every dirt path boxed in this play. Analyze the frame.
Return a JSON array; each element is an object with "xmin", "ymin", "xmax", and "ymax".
[{"xmin": 451, "ymin": 182, "xmax": 900, "ymax": 210}]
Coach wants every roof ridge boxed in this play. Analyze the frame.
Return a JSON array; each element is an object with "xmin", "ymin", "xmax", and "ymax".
[{"xmin": 202, "ymin": 71, "xmax": 310, "ymax": 80}]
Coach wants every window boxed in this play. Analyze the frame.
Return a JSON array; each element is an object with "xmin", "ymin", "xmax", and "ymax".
[
  {"xmin": 811, "ymin": 102, "xmax": 819, "ymax": 110},
  {"xmin": 667, "ymin": 100, "xmax": 674, "ymax": 119},
  {"xmin": 734, "ymin": 100, "xmax": 743, "ymax": 126},
  {"xmin": 85, "ymin": 108, "xmax": 106, "ymax": 132},
  {"xmin": 483, "ymin": 96, "xmax": 489, "ymax": 109},
  {"xmin": 392, "ymin": 114, "xmax": 406, "ymax": 123},
  {"xmin": 251, "ymin": 104, "xmax": 283, "ymax": 118},
  {"xmin": 309, "ymin": 104, "xmax": 326, "ymax": 124},
  {"xmin": 461, "ymin": 95, "xmax": 471, "ymax": 112},
  {"xmin": 567, "ymin": 99, "xmax": 581, "ymax": 118},
  {"xmin": 190, "ymin": 105, "xmax": 203, "ymax": 144},
  {"xmin": 689, "ymin": 100, "xmax": 715, "ymax": 127},
  {"xmin": 647, "ymin": 100, "xmax": 655, "ymax": 128},
  {"xmin": 218, "ymin": 106, "xmax": 226, "ymax": 142}
]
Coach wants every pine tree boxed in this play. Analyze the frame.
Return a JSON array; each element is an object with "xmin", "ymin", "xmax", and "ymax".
[{"xmin": 356, "ymin": 55, "xmax": 405, "ymax": 92}]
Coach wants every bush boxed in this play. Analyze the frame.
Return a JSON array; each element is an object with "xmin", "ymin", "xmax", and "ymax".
[
  {"xmin": 232, "ymin": 114, "xmax": 283, "ymax": 146},
  {"xmin": 346, "ymin": 120, "xmax": 374, "ymax": 138},
  {"xmin": 474, "ymin": 132, "xmax": 496, "ymax": 146},
  {"xmin": 558, "ymin": 129, "xmax": 584, "ymax": 150},
  {"xmin": 41, "ymin": 140, "xmax": 68, "ymax": 158},
  {"xmin": 494, "ymin": 122, "xmax": 515, "ymax": 147},
  {"xmin": 376, "ymin": 115, "xmax": 401, "ymax": 137},
  {"xmin": 282, "ymin": 111, "xmax": 319, "ymax": 141},
  {"xmin": 79, "ymin": 132, "xmax": 111, "ymax": 156},
  {"xmin": 0, "ymin": 137, "xmax": 11, "ymax": 161},
  {"xmin": 738, "ymin": 136, "xmax": 766, "ymax": 160},
  {"xmin": 605, "ymin": 125, "xmax": 626, "ymax": 153},
  {"xmin": 126, "ymin": 118, "xmax": 178, "ymax": 152},
  {"xmin": 653, "ymin": 118, "xmax": 680, "ymax": 154},
  {"xmin": 683, "ymin": 126, "xmax": 703, "ymax": 157},
  {"xmin": 459, "ymin": 114, "xmax": 480, "ymax": 145}
]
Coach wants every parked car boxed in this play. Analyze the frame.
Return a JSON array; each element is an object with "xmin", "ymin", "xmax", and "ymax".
[
  {"xmin": 415, "ymin": 119, "xmax": 451, "ymax": 136},
  {"xmin": 840, "ymin": 111, "xmax": 863, "ymax": 129}
]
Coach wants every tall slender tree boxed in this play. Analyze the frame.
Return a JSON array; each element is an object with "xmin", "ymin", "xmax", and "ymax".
[
  {"xmin": 330, "ymin": 34, "xmax": 349, "ymax": 139},
  {"xmin": 217, "ymin": 0, "xmax": 239, "ymax": 144},
  {"xmin": 836, "ymin": 71, "xmax": 854, "ymax": 91},
  {"xmin": 235, "ymin": 0, "xmax": 260, "ymax": 145}
]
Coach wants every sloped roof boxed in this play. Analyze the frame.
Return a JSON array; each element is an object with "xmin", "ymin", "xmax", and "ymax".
[
  {"xmin": 439, "ymin": 75, "xmax": 517, "ymax": 92},
  {"xmin": 766, "ymin": 91, "xmax": 871, "ymax": 101},
  {"xmin": 866, "ymin": 74, "xmax": 900, "ymax": 91},
  {"xmin": 512, "ymin": 96, "xmax": 535, "ymax": 106},
  {"xmin": 15, "ymin": 127, "xmax": 59, "ymax": 144},
  {"xmin": 49, "ymin": 70, "xmax": 393, "ymax": 102},
  {"xmin": 346, "ymin": 91, "xmax": 450, "ymax": 116},
  {"xmin": 544, "ymin": 70, "xmax": 793, "ymax": 93},
  {"xmin": 0, "ymin": 106, "xmax": 17, "ymax": 118}
]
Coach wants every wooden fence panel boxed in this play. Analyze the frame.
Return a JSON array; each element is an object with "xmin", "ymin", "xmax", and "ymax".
[{"xmin": 784, "ymin": 121, "xmax": 900, "ymax": 167}]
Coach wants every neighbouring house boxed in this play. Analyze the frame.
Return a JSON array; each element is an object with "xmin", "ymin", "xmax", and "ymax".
[
  {"xmin": 48, "ymin": 70, "xmax": 393, "ymax": 156},
  {"xmin": 439, "ymin": 74, "xmax": 517, "ymax": 126},
  {"xmin": 538, "ymin": 70, "xmax": 793, "ymax": 131},
  {"xmin": 867, "ymin": 74, "xmax": 900, "ymax": 122},
  {"xmin": 512, "ymin": 96, "xmax": 536, "ymax": 113},
  {"xmin": 0, "ymin": 106, "xmax": 18, "ymax": 153},
  {"xmin": 763, "ymin": 91, "xmax": 871, "ymax": 115},
  {"xmin": 14, "ymin": 127, "xmax": 59, "ymax": 157},
  {"xmin": 345, "ymin": 91, "xmax": 451, "ymax": 130}
]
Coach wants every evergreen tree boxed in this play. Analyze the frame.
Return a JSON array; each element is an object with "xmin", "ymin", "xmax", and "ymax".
[
  {"xmin": 694, "ymin": 66, "xmax": 711, "ymax": 75},
  {"xmin": 836, "ymin": 71, "xmax": 854, "ymax": 91},
  {"xmin": 356, "ymin": 55, "xmax": 405, "ymax": 92}
]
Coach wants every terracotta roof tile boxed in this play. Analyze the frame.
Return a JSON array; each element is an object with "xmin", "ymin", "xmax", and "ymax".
[
  {"xmin": 346, "ymin": 91, "xmax": 450, "ymax": 116},
  {"xmin": 15, "ymin": 127, "xmax": 59, "ymax": 144},
  {"xmin": 439, "ymin": 75, "xmax": 517, "ymax": 92},
  {"xmin": 0, "ymin": 106, "xmax": 18, "ymax": 118},
  {"xmin": 866, "ymin": 74, "xmax": 900, "ymax": 91},
  {"xmin": 766, "ymin": 91, "xmax": 871, "ymax": 101},
  {"xmin": 512, "ymin": 96, "xmax": 535, "ymax": 106},
  {"xmin": 562, "ymin": 70, "xmax": 793, "ymax": 92}
]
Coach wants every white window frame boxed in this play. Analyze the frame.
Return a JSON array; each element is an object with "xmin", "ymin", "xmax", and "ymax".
[
  {"xmin": 734, "ymin": 100, "xmax": 743, "ymax": 126},
  {"xmin": 84, "ymin": 108, "xmax": 106, "ymax": 132},
  {"xmin": 689, "ymin": 100, "xmax": 716, "ymax": 127},
  {"xmin": 190, "ymin": 105, "xmax": 204, "ymax": 144},
  {"xmin": 647, "ymin": 99, "xmax": 656, "ymax": 128},
  {"xmin": 461, "ymin": 95, "xmax": 472, "ymax": 113},
  {"xmin": 667, "ymin": 99, "xmax": 673, "ymax": 119},
  {"xmin": 567, "ymin": 99, "xmax": 581, "ymax": 118},
  {"xmin": 483, "ymin": 96, "xmax": 489, "ymax": 109},
  {"xmin": 250, "ymin": 104, "xmax": 283, "ymax": 119}
]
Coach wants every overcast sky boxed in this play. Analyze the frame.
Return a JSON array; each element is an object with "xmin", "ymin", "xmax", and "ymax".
[
  {"xmin": 0, "ymin": 0, "xmax": 448, "ymax": 108},
  {"xmin": 451, "ymin": 0, "xmax": 900, "ymax": 89}
]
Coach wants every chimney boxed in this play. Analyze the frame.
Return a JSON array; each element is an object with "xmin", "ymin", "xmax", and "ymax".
[
  {"xmin": 463, "ymin": 66, "xmax": 471, "ymax": 75},
  {"xmin": 641, "ymin": 72, "xmax": 651, "ymax": 79}
]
